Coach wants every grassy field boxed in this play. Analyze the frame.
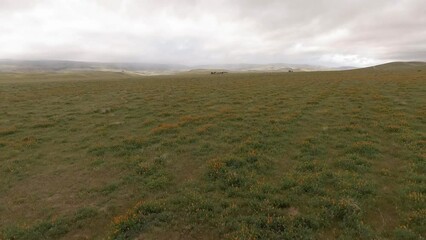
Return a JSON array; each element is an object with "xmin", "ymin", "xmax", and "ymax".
[{"xmin": 0, "ymin": 68, "xmax": 425, "ymax": 239}]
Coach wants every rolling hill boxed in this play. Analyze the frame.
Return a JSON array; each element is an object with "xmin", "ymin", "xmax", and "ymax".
[
  {"xmin": 1, "ymin": 59, "xmax": 425, "ymax": 74},
  {"xmin": 367, "ymin": 61, "xmax": 426, "ymax": 71},
  {"xmin": 0, "ymin": 60, "xmax": 345, "ymax": 73},
  {"xmin": 0, "ymin": 60, "xmax": 187, "ymax": 73}
]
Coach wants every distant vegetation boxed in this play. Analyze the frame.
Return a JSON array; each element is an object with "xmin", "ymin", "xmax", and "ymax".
[{"xmin": 0, "ymin": 64, "xmax": 425, "ymax": 239}]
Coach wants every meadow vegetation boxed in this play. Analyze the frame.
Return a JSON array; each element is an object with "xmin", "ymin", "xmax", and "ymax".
[{"xmin": 0, "ymin": 68, "xmax": 425, "ymax": 239}]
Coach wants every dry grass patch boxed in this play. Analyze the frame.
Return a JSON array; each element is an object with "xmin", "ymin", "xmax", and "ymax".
[
  {"xmin": 0, "ymin": 126, "xmax": 17, "ymax": 136},
  {"xmin": 196, "ymin": 124, "xmax": 215, "ymax": 134},
  {"xmin": 150, "ymin": 123, "xmax": 180, "ymax": 134}
]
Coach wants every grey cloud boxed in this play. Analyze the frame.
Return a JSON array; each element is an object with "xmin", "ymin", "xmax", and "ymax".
[{"xmin": 0, "ymin": 0, "xmax": 424, "ymax": 67}]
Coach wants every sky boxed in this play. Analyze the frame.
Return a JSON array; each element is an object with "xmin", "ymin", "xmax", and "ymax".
[{"xmin": 1, "ymin": 0, "xmax": 425, "ymax": 67}]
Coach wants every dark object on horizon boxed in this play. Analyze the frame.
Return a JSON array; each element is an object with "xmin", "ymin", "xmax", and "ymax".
[
  {"xmin": 211, "ymin": 71, "xmax": 228, "ymax": 75},
  {"xmin": 288, "ymin": 69, "xmax": 294, "ymax": 72}
]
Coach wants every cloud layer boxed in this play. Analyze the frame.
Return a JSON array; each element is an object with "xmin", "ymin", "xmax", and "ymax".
[{"xmin": 1, "ymin": 0, "xmax": 425, "ymax": 66}]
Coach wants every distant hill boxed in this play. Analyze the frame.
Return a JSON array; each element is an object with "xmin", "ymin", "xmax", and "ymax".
[
  {"xmin": 0, "ymin": 60, "xmax": 187, "ymax": 73},
  {"xmin": 194, "ymin": 63, "xmax": 331, "ymax": 72},
  {"xmin": 0, "ymin": 60, "xmax": 336, "ymax": 73},
  {"xmin": 1, "ymin": 59, "xmax": 424, "ymax": 74},
  {"xmin": 368, "ymin": 61, "xmax": 426, "ymax": 71}
]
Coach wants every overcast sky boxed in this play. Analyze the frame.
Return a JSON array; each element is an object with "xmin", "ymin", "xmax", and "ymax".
[{"xmin": 1, "ymin": 0, "xmax": 425, "ymax": 67}]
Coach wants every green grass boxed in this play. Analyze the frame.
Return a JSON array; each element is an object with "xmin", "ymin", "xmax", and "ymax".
[{"xmin": 0, "ymin": 68, "xmax": 425, "ymax": 239}]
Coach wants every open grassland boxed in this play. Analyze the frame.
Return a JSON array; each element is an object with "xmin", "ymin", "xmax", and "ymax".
[{"xmin": 0, "ymin": 68, "xmax": 425, "ymax": 239}]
